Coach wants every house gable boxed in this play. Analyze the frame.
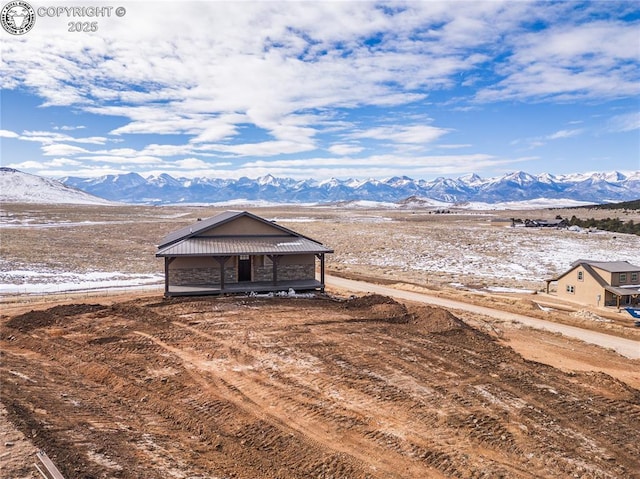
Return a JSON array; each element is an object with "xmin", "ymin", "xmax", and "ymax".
[
  {"xmin": 159, "ymin": 210, "xmax": 307, "ymax": 248},
  {"xmin": 198, "ymin": 215, "xmax": 291, "ymax": 238}
]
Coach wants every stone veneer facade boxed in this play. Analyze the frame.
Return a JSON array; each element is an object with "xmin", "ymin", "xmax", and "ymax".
[{"xmin": 169, "ymin": 262, "xmax": 315, "ymax": 287}]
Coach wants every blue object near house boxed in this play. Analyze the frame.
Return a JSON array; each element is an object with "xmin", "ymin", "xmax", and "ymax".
[{"xmin": 625, "ymin": 307, "xmax": 640, "ymax": 319}]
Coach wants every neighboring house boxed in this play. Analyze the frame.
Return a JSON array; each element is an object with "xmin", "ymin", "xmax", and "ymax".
[
  {"xmin": 523, "ymin": 219, "xmax": 568, "ymax": 228},
  {"xmin": 545, "ymin": 260, "xmax": 640, "ymax": 308},
  {"xmin": 156, "ymin": 211, "xmax": 333, "ymax": 296}
]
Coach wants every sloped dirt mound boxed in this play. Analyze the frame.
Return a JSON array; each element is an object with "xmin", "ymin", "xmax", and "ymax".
[
  {"xmin": 5, "ymin": 303, "xmax": 107, "ymax": 332},
  {"xmin": 342, "ymin": 294, "xmax": 412, "ymax": 323},
  {"xmin": 342, "ymin": 293, "xmax": 398, "ymax": 309},
  {"xmin": 408, "ymin": 305, "xmax": 470, "ymax": 333}
]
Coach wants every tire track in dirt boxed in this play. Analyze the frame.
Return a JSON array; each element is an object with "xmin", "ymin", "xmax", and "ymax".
[
  {"xmin": 2, "ymin": 295, "xmax": 639, "ymax": 478},
  {"xmin": 144, "ymin": 322, "xmax": 444, "ymax": 478}
]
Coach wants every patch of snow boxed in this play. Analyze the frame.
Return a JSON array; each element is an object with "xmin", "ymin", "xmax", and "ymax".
[
  {"xmin": 248, "ymin": 289, "xmax": 315, "ymax": 298},
  {"xmin": 0, "ymin": 168, "xmax": 113, "ymax": 205},
  {"xmin": 570, "ymin": 310, "xmax": 612, "ymax": 323},
  {"xmin": 484, "ymin": 286, "xmax": 536, "ymax": 294},
  {"xmin": 340, "ymin": 226, "xmax": 640, "ymax": 285},
  {"xmin": 0, "ymin": 269, "xmax": 163, "ymax": 295},
  {"xmin": 534, "ymin": 303, "xmax": 555, "ymax": 312},
  {"xmin": 460, "ymin": 198, "xmax": 595, "ymax": 210},
  {"xmin": 270, "ymin": 217, "xmax": 315, "ymax": 223}
]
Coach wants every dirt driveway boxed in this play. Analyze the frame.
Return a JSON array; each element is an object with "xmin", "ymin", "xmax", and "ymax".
[
  {"xmin": 325, "ymin": 275, "xmax": 640, "ymax": 359},
  {"xmin": 1, "ymin": 294, "xmax": 639, "ymax": 478}
]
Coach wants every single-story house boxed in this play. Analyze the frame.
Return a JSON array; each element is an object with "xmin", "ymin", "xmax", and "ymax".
[
  {"xmin": 524, "ymin": 219, "xmax": 568, "ymax": 228},
  {"xmin": 545, "ymin": 260, "xmax": 640, "ymax": 308},
  {"xmin": 156, "ymin": 211, "xmax": 333, "ymax": 297}
]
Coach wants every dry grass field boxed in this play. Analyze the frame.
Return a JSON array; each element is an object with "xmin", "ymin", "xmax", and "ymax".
[
  {"xmin": 1, "ymin": 202, "xmax": 639, "ymax": 478},
  {"xmin": 2, "ymin": 202, "xmax": 639, "ymax": 292}
]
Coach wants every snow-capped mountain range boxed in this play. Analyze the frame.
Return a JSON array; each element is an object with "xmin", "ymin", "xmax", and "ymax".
[
  {"xmin": 60, "ymin": 170, "xmax": 639, "ymax": 205},
  {"xmin": 1, "ymin": 167, "xmax": 638, "ymax": 206}
]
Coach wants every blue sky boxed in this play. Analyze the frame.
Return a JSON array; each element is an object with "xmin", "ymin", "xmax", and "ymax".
[{"xmin": 1, "ymin": 1, "xmax": 639, "ymax": 180}]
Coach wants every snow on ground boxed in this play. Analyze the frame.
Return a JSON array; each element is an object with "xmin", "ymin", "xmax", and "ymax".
[
  {"xmin": 338, "ymin": 223, "xmax": 640, "ymax": 287},
  {"xmin": 0, "ymin": 269, "xmax": 163, "ymax": 295},
  {"xmin": 459, "ymin": 198, "xmax": 596, "ymax": 210}
]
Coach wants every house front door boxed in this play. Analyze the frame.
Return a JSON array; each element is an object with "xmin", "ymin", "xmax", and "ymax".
[{"xmin": 238, "ymin": 256, "xmax": 251, "ymax": 282}]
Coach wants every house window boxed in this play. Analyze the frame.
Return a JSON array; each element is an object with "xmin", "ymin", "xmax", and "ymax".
[
  {"xmin": 577, "ymin": 271, "xmax": 583, "ymax": 281},
  {"xmin": 620, "ymin": 273, "xmax": 627, "ymax": 283},
  {"xmin": 632, "ymin": 272, "xmax": 638, "ymax": 283},
  {"xmin": 566, "ymin": 285, "xmax": 575, "ymax": 294}
]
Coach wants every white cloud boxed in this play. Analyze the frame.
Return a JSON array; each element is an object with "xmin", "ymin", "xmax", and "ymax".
[
  {"xmin": 54, "ymin": 125, "xmax": 86, "ymax": 131},
  {"xmin": 547, "ymin": 129, "xmax": 583, "ymax": 140},
  {"xmin": 19, "ymin": 130, "xmax": 107, "ymax": 145},
  {"xmin": 6, "ymin": 158, "xmax": 81, "ymax": 170},
  {"xmin": 75, "ymin": 155, "xmax": 163, "ymax": 165},
  {"xmin": 0, "ymin": 129, "xmax": 19, "ymax": 138},
  {"xmin": 328, "ymin": 144, "xmax": 365, "ymax": 155},
  {"xmin": 351, "ymin": 125, "xmax": 450, "ymax": 144},
  {"xmin": 199, "ymin": 140, "xmax": 317, "ymax": 157},
  {"xmin": 175, "ymin": 158, "xmax": 210, "ymax": 169},
  {"xmin": 607, "ymin": 111, "xmax": 640, "ymax": 133},
  {"xmin": 42, "ymin": 144, "xmax": 89, "ymax": 156},
  {"xmin": 477, "ymin": 19, "xmax": 640, "ymax": 102}
]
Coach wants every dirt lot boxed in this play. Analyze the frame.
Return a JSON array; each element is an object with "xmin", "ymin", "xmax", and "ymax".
[{"xmin": 1, "ymin": 293, "xmax": 638, "ymax": 479}]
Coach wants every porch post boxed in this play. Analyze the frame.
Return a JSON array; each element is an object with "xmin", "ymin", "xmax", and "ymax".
[
  {"xmin": 164, "ymin": 257, "xmax": 175, "ymax": 297},
  {"xmin": 268, "ymin": 255, "xmax": 282, "ymax": 285},
  {"xmin": 215, "ymin": 256, "xmax": 230, "ymax": 292},
  {"xmin": 316, "ymin": 253, "xmax": 326, "ymax": 292},
  {"xmin": 164, "ymin": 257, "xmax": 169, "ymax": 296}
]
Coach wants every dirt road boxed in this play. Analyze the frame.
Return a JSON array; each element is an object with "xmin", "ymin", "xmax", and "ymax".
[
  {"xmin": 1, "ymin": 294, "xmax": 639, "ymax": 478},
  {"xmin": 326, "ymin": 275, "xmax": 640, "ymax": 359}
]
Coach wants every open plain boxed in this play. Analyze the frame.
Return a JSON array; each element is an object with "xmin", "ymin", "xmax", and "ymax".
[{"xmin": 1, "ymin": 202, "xmax": 639, "ymax": 478}]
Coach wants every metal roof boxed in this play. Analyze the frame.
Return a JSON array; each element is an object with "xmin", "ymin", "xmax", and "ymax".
[
  {"xmin": 159, "ymin": 210, "xmax": 240, "ymax": 247},
  {"xmin": 548, "ymin": 260, "xmax": 640, "ymax": 284},
  {"xmin": 582, "ymin": 261, "xmax": 640, "ymax": 273},
  {"xmin": 157, "ymin": 236, "xmax": 333, "ymax": 257},
  {"xmin": 605, "ymin": 285, "xmax": 640, "ymax": 296},
  {"xmin": 158, "ymin": 210, "xmax": 319, "ymax": 248}
]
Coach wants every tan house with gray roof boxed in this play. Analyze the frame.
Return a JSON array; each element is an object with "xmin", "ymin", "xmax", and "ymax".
[
  {"xmin": 156, "ymin": 211, "xmax": 333, "ymax": 297},
  {"xmin": 545, "ymin": 260, "xmax": 640, "ymax": 308}
]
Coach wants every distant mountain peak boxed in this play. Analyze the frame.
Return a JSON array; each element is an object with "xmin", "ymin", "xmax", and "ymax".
[{"xmin": 1, "ymin": 168, "xmax": 113, "ymax": 205}]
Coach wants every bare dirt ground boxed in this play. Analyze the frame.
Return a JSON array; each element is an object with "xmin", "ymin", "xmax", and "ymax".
[{"xmin": 1, "ymin": 293, "xmax": 639, "ymax": 479}]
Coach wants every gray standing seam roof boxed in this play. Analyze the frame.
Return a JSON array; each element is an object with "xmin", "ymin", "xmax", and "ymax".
[
  {"xmin": 158, "ymin": 210, "xmax": 325, "ymax": 248},
  {"xmin": 571, "ymin": 260, "xmax": 640, "ymax": 273},
  {"xmin": 157, "ymin": 236, "xmax": 333, "ymax": 257}
]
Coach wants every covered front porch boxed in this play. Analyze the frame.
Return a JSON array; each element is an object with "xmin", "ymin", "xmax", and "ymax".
[
  {"xmin": 604, "ymin": 285, "xmax": 640, "ymax": 308},
  {"xmin": 164, "ymin": 278, "xmax": 324, "ymax": 297}
]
